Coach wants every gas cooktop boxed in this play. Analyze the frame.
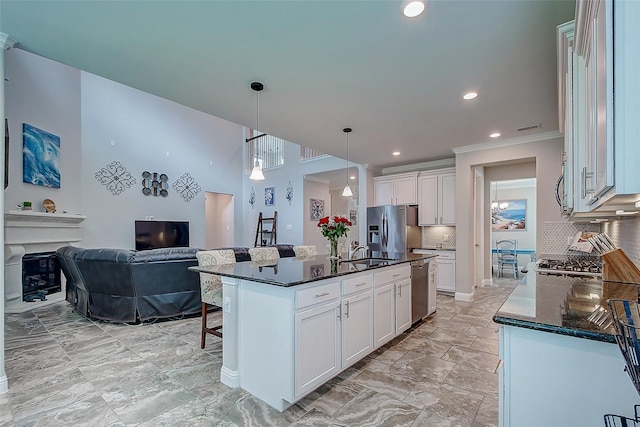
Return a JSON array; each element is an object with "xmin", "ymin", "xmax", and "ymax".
[{"xmin": 535, "ymin": 255, "xmax": 602, "ymax": 277}]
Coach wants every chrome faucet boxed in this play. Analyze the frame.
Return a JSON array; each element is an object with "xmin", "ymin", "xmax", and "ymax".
[{"xmin": 349, "ymin": 244, "xmax": 369, "ymax": 260}]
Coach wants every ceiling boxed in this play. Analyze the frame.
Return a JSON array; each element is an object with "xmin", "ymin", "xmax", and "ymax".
[{"xmin": 1, "ymin": 0, "xmax": 575, "ymax": 173}]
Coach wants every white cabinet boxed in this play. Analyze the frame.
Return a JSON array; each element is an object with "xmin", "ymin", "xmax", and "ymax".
[
  {"xmin": 435, "ymin": 251, "xmax": 456, "ymax": 293},
  {"xmin": 295, "ymin": 273, "xmax": 373, "ymax": 396},
  {"xmin": 395, "ymin": 278, "xmax": 412, "ymax": 335},
  {"xmin": 557, "ymin": 1, "xmax": 640, "ymax": 215},
  {"xmin": 374, "ymin": 172, "xmax": 418, "ymax": 206},
  {"xmin": 418, "ymin": 168, "xmax": 455, "ymax": 226},
  {"xmin": 295, "ymin": 300, "xmax": 341, "ymax": 396},
  {"xmin": 373, "ymin": 265, "xmax": 412, "ymax": 348},
  {"xmin": 340, "ymin": 274, "xmax": 374, "ymax": 368},
  {"xmin": 373, "ymin": 283, "xmax": 395, "ymax": 347}
]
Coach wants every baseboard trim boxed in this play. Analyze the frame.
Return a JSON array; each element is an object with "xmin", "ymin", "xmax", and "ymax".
[
  {"xmin": 0, "ymin": 373, "xmax": 8, "ymax": 394},
  {"xmin": 455, "ymin": 291, "xmax": 474, "ymax": 302},
  {"xmin": 220, "ymin": 366, "xmax": 240, "ymax": 388},
  {"xmin": 480, "ymin": 279, "xmax": 493, "ymax": 287}
]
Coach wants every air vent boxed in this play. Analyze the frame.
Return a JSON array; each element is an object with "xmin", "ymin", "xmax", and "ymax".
[{"xmin": 517, "ymin": 123, "xmax": 542, "ymax": 132}]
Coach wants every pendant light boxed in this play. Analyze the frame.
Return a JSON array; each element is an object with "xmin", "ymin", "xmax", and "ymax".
[
  {"xmin": 342, "ymin": 128, "xmax": 353, "ymax": 197},
  {"xmin": 247, "ymin": 81, "xmax": 265, "ymax": 181}
]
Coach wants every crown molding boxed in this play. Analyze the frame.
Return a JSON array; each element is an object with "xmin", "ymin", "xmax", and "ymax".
[
  {"xmin": 452, "ymin": 130, "xmax": 562, "ymax": 155},
  {"xmin": 0, "ymin": 33, "xmax": 17, "ymax": 50},
  {"xmin": 381, "ymin": 157, "xmax": 455, "ymax": 175}
]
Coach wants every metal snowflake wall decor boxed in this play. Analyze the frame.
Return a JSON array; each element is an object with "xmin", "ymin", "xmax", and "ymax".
[
  {"xmin": 172, "ymin": 173, "xmax": 201, "ymax": 202},
  {"xmin": 95, "ymin": 161, "xmax": 136, "ymax": 195},
  {"xmin": 286, "ymin": 180, "xmax": 293, "ymax": 205},
  {"xmin": 249, "ymin": 187, "xmax": 255, "ymax": 208}
]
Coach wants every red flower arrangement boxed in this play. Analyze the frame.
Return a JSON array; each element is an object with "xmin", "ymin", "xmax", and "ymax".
[{"xmin": 317, "ymin": 215, "xmax": 352, "ymax": 242}]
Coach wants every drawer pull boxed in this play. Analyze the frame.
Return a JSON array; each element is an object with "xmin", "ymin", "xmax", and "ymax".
[
  {"xmin": 392, "ymin": 274, "xmax": 401, "ymax": 278},
  {"xmin": 356, "ymin": 282, "xmax": 368, "ymax": 287},
  {"xmin": 315, "ymin": 292, "xmax": 330, "ymax": 298}
]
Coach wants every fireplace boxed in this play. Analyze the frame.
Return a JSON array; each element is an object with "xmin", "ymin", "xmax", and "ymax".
[
  {"xmin": 22, "ymin": 252, "xmax": 61, "ymax": 302},
  {"xmin": 4, "ymin": 210, "xmax": 86, "ymax": 313}
]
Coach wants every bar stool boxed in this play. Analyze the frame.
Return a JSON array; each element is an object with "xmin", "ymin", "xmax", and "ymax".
[{"xmin": 195, "ymin": 249, "xmax": 236, "ymax": 349}]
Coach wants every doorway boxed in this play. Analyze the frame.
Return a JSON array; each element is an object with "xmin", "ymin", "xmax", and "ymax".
[{"xmin": 205, "ymin": 192, "xmax": 234, "ymax": 249}]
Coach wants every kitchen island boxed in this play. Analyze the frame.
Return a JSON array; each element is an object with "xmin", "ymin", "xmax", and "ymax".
[
  {"xmin": 493, "ymin": 266, "xmax": 640, "ymax": 427},
  {"xmin": 190, "ymin": 252, "xmax": 435, "ymax": 411}
]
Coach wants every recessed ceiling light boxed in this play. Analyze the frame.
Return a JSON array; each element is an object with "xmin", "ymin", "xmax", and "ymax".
[
  {"xmin": 490, "ymin": 132, "xmax": 501, "ymax": 138},
  {"xmin": 463, "ymin": 92, "xmax": 478, "ymax": 100},
  {"xmin": 392, "ymin": 151, "xmax": 401, "ymax": 156},
  {"xmin": 350, "ymin": 175, "xmax": 356, "ymax": 180},
  {"xmin": 402, "ymin": 0, "xmax": 425, "ymax": 18}
]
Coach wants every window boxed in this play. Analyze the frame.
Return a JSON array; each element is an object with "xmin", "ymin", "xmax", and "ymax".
[{"xmin": 247, "ymin": 130, "xmax": 284, "ymax": 171}]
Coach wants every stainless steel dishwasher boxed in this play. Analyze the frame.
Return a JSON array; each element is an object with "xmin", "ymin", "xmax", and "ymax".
[{"xmin": 411, "ymin": 258, "xmax": 434, "ymax": 323}]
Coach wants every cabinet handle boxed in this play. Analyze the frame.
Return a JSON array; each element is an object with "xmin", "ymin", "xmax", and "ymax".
[
  {"xmin": 440, "ymin": 216, "xmax": 443, "ymax": 224},
  {"xmin": 316, "ymin": 292, "xmax": 329, "ymax": 298},
  {"xmin": 397, "ymin": 284, "xmax": 402, "ymax": 297},
  {"xmin": 356, "ymin": 282, "xmax": 368, "ymax": 287},
  {"xmin": 581, "ymin": 167, "xmax": 594, "ymax": 198},
  {"xmin": 392, "ymin": 274, "xmax": 400, "ymax": 278},
  {"xmin": 337, "ymin": 304, "xmax": 341, "ymax": 320},
  {"xmin": 434, "ymin": 216, "xmax": 437, "ymax": 224},
  {"xmin": 345, "ymin": 301, "xmax": 350, "ymax": 318}
]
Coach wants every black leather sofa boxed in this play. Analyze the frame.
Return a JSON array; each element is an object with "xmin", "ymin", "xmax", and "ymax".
[{"xmin": 56, "ymin": 244, "xmax": 295, "ymax": 323}]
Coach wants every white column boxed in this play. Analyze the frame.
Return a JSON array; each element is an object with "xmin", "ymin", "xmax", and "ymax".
[
  {"xmin": 220, "ymin": 277, "xmax": 240, "ymax": 387},
  {"xmin": 0, "ymin": 32, "xmax": 17, "ymax": 395}
]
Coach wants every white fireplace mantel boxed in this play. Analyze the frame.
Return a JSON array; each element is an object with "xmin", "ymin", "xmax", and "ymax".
[{"xmin": 4, "ymin": 210, "xmax": 87, "ymax": 313}]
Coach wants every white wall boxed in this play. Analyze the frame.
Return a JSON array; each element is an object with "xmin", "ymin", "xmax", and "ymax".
[
  {"xmin": 5, "ymin": 49, "xmax": 82, "ymax": 214},
  {"xmin": 302, "ymin": 178, "xmax": 331, "ymax": 253},
  {"xmin": 455, "ymin": 135, "xmax": 565, "ymax": 299},
  {"xmin": 489, "ymin": 183, "xmax": 537, "ymax": 268},
  {"xmin": 5, "ymin": 49, "xmax": 246, "ymax": 249}
]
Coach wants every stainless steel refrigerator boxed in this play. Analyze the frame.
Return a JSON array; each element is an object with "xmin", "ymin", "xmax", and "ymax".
[
  {"xmin": 366, "ymin": 205, "xmax": 434, "ymax": 323},
  {"xmin": 366, "ymin": 205, "xmax": 420, "ymax": 255}
]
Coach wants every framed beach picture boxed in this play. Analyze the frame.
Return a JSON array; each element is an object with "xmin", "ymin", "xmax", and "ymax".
[
  {"xmin": 310, "ymin": 198, "xmax": 324, "ymax": 221},
  {"xmin": 23, "ymin": 123, "xmax": 61, "ymax": 188},
  {"xmin": 491, "ymin": 199, "xmax": 526, "ymax": 231}
]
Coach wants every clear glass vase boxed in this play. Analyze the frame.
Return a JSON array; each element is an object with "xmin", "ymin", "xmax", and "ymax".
[{"xmin": 329, "ymin": 239, "xmax": 339, "ymax": 259}]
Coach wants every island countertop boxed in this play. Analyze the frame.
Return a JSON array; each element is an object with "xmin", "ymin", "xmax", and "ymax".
[
  {"xmin": 189, "ymin": 252, "xmax": 436, "ymax": 287},
  {"xmin": 492, "ymin": 264, "xmax": 640, "ymax": 343}
]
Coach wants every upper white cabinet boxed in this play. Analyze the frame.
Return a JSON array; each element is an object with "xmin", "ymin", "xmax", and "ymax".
[
  {"xmin": 418, "ymin": 168, "xmax": 456, "ymax": 226},
  {"xmin": 374, "ymin": 172, "xmax": 418, "ymax": 205},
  {"xmin": 558, "ymin": 0, "xmax": 640, "ymax": 214}
]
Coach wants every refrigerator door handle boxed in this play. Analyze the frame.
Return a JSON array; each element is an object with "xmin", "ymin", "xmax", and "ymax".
[{"xmin": 382, "ymin": 212, "xmax": 388, "ymax": 248}]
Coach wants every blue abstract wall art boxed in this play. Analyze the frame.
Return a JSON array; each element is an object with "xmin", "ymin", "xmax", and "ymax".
[{"xmin": 23, "ymin": 123, "xmax": 60, "ymax": 188}]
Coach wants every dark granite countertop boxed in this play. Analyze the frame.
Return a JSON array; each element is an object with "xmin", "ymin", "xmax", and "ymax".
[
  {"xmin": 189, "ymin": 252, "xmax": 436, "ymax": 288},
  {"xmin": 413, "ymin": 247, "xmax": 456, "ymax": 252},
  {"xmin": 493, "ymin": 265, "xmax": 640, "ymax": 343}
]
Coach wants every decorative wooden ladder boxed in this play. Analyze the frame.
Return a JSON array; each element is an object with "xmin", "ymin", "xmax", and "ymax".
[{"xmin": 254, "ymin": 211, "xmax": 277, "ymax": 247}]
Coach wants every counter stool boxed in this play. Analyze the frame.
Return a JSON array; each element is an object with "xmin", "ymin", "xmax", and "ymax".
[
  {"xmin": 248, "ymin": 246, "xmax": 280, "ymax": 262},
  {"xmin": 293, "ymin": 245, "xmax": 318, "ymax": 257},
  {"xmin": 195, "ymin": 249, "xmax": 236, "ymax": 349}
]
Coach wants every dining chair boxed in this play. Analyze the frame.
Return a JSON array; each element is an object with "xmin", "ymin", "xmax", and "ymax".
[
  {"xmin": 293, "ymin": 245, "xmax": 318, "ymax": 258},
  {"xmin": 248, "ymin": 246, "xmax": 281, "ymax": 262},
  {"xmin": 495, "ymin": 239, "xmax": 519, "ymax": 278},
  {"xmin": 195, "ymin": 249, "xmax": 236, "ymax": 348}
]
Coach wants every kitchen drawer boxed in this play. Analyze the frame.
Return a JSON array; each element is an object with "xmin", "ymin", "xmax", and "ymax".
[
  {"xmin": 342, "ymin": 273, "xmax": 373, "ymax": 296},
  {"xmin": 434, "ymin": 250, "xmax": 456, "ymax": 260},
  {"xmin": 296, "ymin": 281, "xmax": 340, "ymax": 310},
  {"xmin": 374, "ymin": 265, "xmax": 410, "ymax": 286}
]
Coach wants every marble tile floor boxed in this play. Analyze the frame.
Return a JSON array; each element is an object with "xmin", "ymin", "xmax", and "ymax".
[{"xmin": 1, "ymin": 278, "xmax": 518, "ymax": 427}]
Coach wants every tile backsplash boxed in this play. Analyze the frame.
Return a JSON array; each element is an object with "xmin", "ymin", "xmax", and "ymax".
[
  {"xmin": 420, "ymin": 226, "xmax": 456, "ymax": 250},
  {"xmin": 603, "ymin": 216, "xmax": 640, "ymax": 267},
  {"xmin": 542, "ymin": 221, "xmax": 601, "ymax": 255}
]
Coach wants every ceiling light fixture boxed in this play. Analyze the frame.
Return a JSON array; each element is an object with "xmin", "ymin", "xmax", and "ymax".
[
  {"xmin": 247, "ymin": 81, "xmax": 266, "ymax": 181},
  {"xmin": 490, "ymin": 132, "xmax": 501, "ymax": 138},
  {"xmin": 463, "ymin": 91, "xmax": 478, "ymax": 100},
  {"xmin": 402, "ymin": 0, "xmax": 426, "ymax": 17},
  {"xmin": 342, "ymin": 128, "xmax": 353, "ymax": 197},
  {"xmin": 392, "ymin": 151, "xmax": 400, "ymax": 156}
]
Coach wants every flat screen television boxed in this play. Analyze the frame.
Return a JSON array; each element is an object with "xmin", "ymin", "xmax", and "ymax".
[{"xmin": 135, "ymin": 220, "xmax": 190, "ymax": 251}]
